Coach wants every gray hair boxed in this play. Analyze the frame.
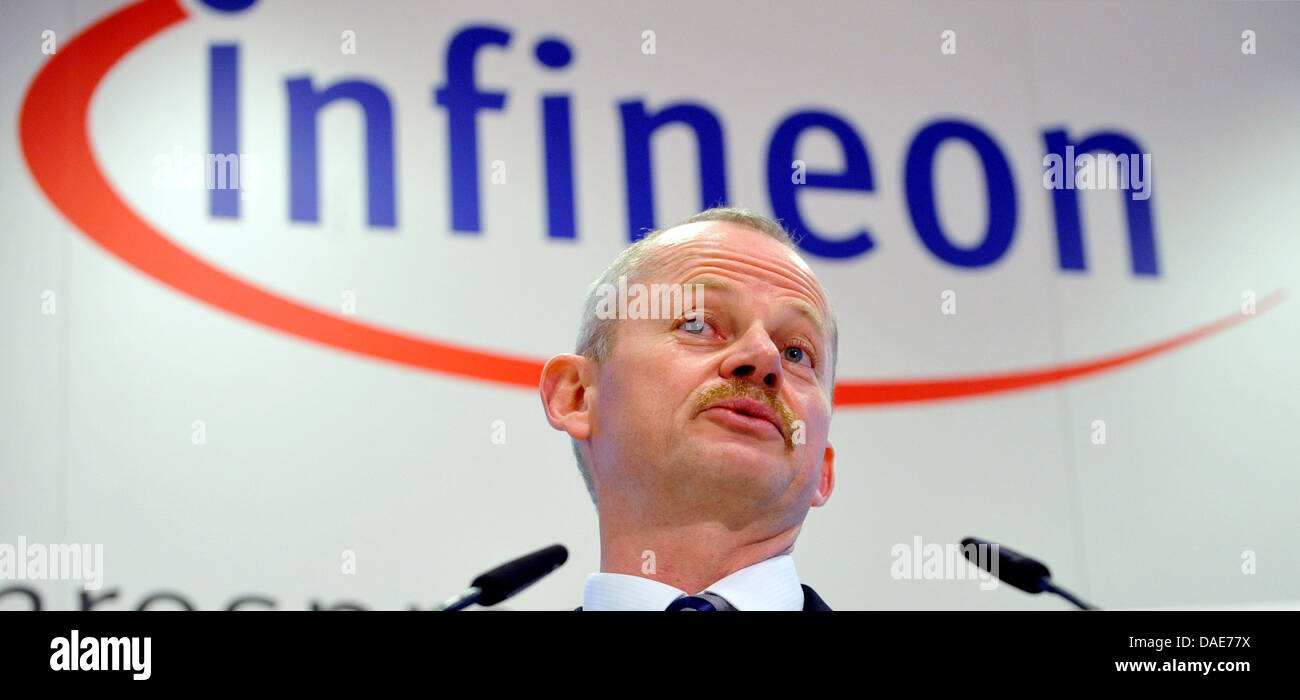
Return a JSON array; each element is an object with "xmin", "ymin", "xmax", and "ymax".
[{"xmin": 570, "ymin": 207, "xmax": 839, "ymax": 506}]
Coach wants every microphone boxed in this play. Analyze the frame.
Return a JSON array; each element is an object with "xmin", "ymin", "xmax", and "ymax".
[
  {"xmin": 435, "ymin": 544, "xmax": 568, "ymax": 611},
  {"xmin": 960, "ymin": 537, "xmax": 1098, "ymax": 610}
]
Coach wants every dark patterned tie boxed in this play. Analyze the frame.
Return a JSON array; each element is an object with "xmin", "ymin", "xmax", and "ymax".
[{"xmin": 665, "ymin": 592, "xmax": 735, "ymax": 611}]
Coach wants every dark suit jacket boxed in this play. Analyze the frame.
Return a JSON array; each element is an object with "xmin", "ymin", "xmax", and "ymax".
[
  {"xmin": 799, "ymin": 584, "xmax": 832, "ymax": 611},
  {"xmin": 575, "ymin": 584, "xmax": 831, "ymax": 611}
]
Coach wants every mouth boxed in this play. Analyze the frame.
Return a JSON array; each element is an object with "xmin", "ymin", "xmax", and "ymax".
[{"xmin": 700, "ymin": 397, "xmax": 785, "ymax": 439}]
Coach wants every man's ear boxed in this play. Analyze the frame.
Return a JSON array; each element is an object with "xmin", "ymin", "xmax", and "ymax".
[
  {"xmin": 539, "ymin": 353, "xmax": 593, "ymax": 441},
  {"xmin": 811, "ymin": 442, "xmax": 835, "ymax": 507}
]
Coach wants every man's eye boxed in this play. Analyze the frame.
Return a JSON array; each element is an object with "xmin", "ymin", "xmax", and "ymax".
[
  {"xmin": 681, "ymin": 317, "xmax": 710, "ymax": 334},
  {"xmin": 784, "ymin": 345, "xmax": 815, "ymax": 368}
]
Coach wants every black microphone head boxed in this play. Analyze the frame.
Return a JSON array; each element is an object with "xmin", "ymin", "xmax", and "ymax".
[
  {"xmin": 470, "ymin": 544, "xmax": 568, "ymax": 606},
  {"xmin": 960, "ymin": 537, "xmax": 1051, "ymax": 594}
]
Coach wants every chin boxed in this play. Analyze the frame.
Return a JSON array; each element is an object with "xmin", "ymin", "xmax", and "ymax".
[{"xmin": 697, "ymin": 438, "xmax": 790, "ymax": 474}]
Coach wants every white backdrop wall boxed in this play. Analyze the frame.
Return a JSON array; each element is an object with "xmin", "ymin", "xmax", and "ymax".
[{"xmin": 2, "ymin": 0, "xmax": 1297, "ymax": 610}]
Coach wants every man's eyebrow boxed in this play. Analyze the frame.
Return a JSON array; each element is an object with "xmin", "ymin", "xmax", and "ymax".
[{"xmin": 685, "ymin": 276, "xmax": 827, "ymax": 338}]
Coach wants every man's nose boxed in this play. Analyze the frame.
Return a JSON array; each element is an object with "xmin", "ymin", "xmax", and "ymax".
[{"xmin": 720, "ymin": 324, "xmax": 783, "ymax": 391}]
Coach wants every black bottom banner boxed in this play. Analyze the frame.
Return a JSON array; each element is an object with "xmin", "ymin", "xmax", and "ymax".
[{"xmin": 0, "ymin": 610, "xmax": 1291, "ymax": 686}]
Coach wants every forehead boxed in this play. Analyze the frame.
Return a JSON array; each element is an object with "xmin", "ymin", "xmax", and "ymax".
[{"xmin": 642, "ymin": 222, "xmax": 829, "ymax": 310}]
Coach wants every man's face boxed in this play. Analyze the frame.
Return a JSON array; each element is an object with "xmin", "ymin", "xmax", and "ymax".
[{"xmin": 587, "ymin": 222, "xmax": 835, "ymax": 526}]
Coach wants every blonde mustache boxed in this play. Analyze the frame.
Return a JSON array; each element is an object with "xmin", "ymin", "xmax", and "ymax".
[{"xmin": 695, "ymin": 378, "xmax": 800, "ymax": 450}]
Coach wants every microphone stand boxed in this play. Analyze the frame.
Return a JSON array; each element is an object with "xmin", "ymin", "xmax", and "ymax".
[
  {"xmin": 1037, "ymin": 578, "xmax": 1096, "ymax": 610},
  {"xmin": 435, "ymin": 588, "xmax": 483, "ymax": 612}
]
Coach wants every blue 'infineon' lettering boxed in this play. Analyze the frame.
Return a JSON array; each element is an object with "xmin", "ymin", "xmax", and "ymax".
[{"xmin": 201, "ymin": 2, "xmax": 1159, "ymax": 276}]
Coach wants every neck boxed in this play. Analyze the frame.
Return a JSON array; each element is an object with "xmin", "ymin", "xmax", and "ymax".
[{"xmin": 596, "ymin": 507, "xmax": 802, "ymax": 594}]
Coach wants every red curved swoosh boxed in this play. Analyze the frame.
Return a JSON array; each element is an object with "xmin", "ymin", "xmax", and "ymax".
[
  {"xmin": 833, "ymin": 288, "xmax": 1285, "ymax": 405},
  {"xmin": 18, "ymin": 0, "xmax": 1286, "ymax": 406}
]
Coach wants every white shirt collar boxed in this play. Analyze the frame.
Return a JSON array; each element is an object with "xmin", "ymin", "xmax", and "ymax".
[{"xmin": 582, "ymin": 554, "xmax": 804, "ymax": 610}]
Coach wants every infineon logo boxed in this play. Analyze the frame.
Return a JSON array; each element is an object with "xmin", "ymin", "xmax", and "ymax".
[
  {"xmin": 202, "ymin": 1, "xmax": 1157, "ymax": 273},
  {"xmin": 19, "ymin": 0, "xmax": 1283, "ymax": 405}
]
